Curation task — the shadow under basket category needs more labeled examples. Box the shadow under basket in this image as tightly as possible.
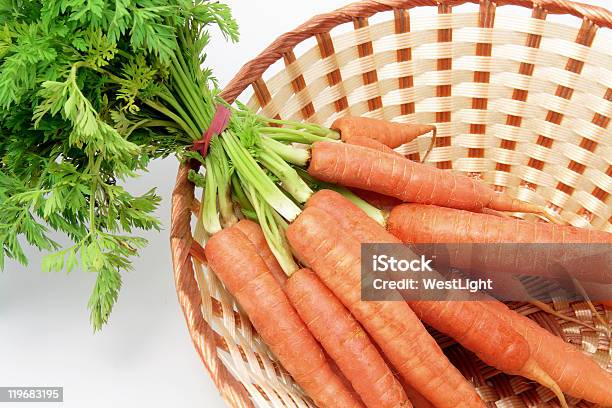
[170,1,612,407]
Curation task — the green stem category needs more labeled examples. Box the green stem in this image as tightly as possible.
[333,186,387,226]
[88,155,103,235]
[296,168,386,225]
[168,63,209,131]
[221,131,301,222]
[260,136,310,166]
[242,183,298,276]
[144,100,199,140]
[231,173,254,213]
[257,149,312,204]
[201,156,222,235]
[240,208,258,221]
[209,144,237,229]
[263,133,313,144]
[125,120,181,137]
[259,127,333,144]
[155,87,202,139]
[172,52,213,125]
[258,117,340,139]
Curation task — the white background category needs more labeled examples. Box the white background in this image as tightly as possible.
[0,1,609,407]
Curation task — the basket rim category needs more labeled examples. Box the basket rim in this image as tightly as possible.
[219,0,612,104]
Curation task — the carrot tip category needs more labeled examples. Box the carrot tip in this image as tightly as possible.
[487,194,545,215]
[523,359,568,408]
[528,300,599,332]
[518,202,546,215]
[540,209,566,225]
[571,278,612,335]
[420,127,436,163]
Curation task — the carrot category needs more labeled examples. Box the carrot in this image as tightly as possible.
[308,141,541,213]
[306,190,568,406]
[204,224,364,408]
[387,204,612,284]
[386,204,612,404]
[350,188,403,211]
[234,219,287,286]
[480,300,612,405]
[373,343,436,408]
[368,341,437,408]
[332,116,434,149]
[343,127,437,164]
[327,357,365,405]
[344,134,402,155]
[401,381,436,408]
[287,207,486,408]
[236,220,407,407]
[342,137,405,210]
[285,268,412,408]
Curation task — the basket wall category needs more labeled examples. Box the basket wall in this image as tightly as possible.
[170,1,612,407]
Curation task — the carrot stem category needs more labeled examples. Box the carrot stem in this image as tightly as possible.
[209,138,237,228]
[242,182,298,276]
[260,127,334,144]
[257,148,313,203]
[260,117,340,139]
[202,155,222,235]
[296,168,386,225]
[221,130,301,221]
[333,187,387,226]
[260,136,310,166]
[231,173,253,213]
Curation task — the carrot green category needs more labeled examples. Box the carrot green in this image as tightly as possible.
[0,0,238,330]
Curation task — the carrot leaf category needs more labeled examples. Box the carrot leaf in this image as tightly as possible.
[0,0,238,330]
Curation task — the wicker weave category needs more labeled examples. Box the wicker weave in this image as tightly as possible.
[170,1,612,407]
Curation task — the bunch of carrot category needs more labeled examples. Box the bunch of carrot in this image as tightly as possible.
[199,114,612,408]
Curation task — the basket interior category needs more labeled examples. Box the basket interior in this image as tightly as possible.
[241,2,611,231]
[180,2,612,407]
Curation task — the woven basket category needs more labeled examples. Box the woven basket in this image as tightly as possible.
[170,1,612,407]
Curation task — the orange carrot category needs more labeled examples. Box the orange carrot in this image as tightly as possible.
[350,188,403,211]
[205,224,364,408]
[234,219,287,286]
[332,116,434,148]
[388,204,612,245]
[285,268,411,408]
[327,358,365,405]
[308,141,541,213]
[306,190,568,405]
[401,382,436,408]
[344,135,402,155]
[374,344,436,408]
[287,207,486,408]
[305,190,396,244]
[481,300,612,406]
[387,204,612,284]
[386,204,612,404]
[236,220,405,407]
[369,342,437,408]
[341,137,404,210]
